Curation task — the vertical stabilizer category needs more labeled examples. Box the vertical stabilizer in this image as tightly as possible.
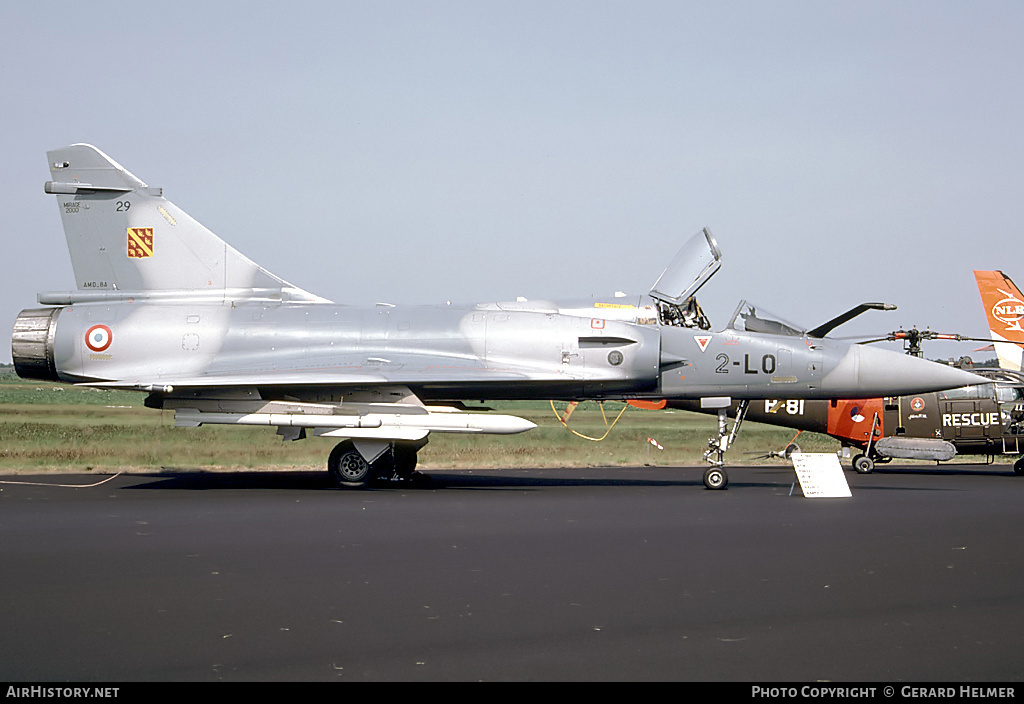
[44,144,328,302]
[974,270,1024,371]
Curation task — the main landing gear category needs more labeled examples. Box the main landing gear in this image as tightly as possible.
[852,453,876,474]
[327,439,428,488]
[851,412,885,473]
[701,399,750,490]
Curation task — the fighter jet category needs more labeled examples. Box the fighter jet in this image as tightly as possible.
[11,144,983,489]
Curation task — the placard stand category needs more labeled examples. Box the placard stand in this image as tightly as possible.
[790,453,852,498]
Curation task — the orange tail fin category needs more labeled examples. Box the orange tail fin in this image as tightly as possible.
[974,270,1024,371]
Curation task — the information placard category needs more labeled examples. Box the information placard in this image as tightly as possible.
[791,452,852,498]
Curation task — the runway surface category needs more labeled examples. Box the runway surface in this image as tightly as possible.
[1,462,1022,682]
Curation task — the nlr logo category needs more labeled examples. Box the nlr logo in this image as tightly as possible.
[993,293,1024,331]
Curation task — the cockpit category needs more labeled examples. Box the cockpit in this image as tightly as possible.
[646,228,897,339]
[648,228,720,330]
[655,296,711,329]
[727,301,806,337]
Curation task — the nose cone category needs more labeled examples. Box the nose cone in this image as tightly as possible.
[821,344,987,397]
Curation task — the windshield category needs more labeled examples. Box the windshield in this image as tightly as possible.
[728,301,806,336]
[940,383,994,401]
[997,385,1024,404]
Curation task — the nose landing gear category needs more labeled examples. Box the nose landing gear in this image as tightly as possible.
[701,399,749,490]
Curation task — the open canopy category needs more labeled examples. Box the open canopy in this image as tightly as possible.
[648,228,722,306]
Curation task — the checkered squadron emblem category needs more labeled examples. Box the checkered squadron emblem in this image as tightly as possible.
[127,227,154,258]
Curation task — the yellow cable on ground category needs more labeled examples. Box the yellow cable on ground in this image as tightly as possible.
[0,472,123,488]
[550,400,630,442]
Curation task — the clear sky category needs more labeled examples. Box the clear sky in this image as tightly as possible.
[2,1,1022,363]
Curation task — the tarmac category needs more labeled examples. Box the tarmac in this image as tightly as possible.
[1,462,1022,682]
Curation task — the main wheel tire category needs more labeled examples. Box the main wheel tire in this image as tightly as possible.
[328,441,378,488]
[703,466,728,490]
[853,454,875,474]
[1014,457,1024,476]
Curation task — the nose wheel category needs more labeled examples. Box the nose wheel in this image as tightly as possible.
[702,466,729,490]
[700,400,749,490]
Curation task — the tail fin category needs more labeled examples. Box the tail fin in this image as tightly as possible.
[42,144,328,303]
[974,270,1024,371]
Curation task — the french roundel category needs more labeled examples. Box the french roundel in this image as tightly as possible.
[85,324,113,352]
